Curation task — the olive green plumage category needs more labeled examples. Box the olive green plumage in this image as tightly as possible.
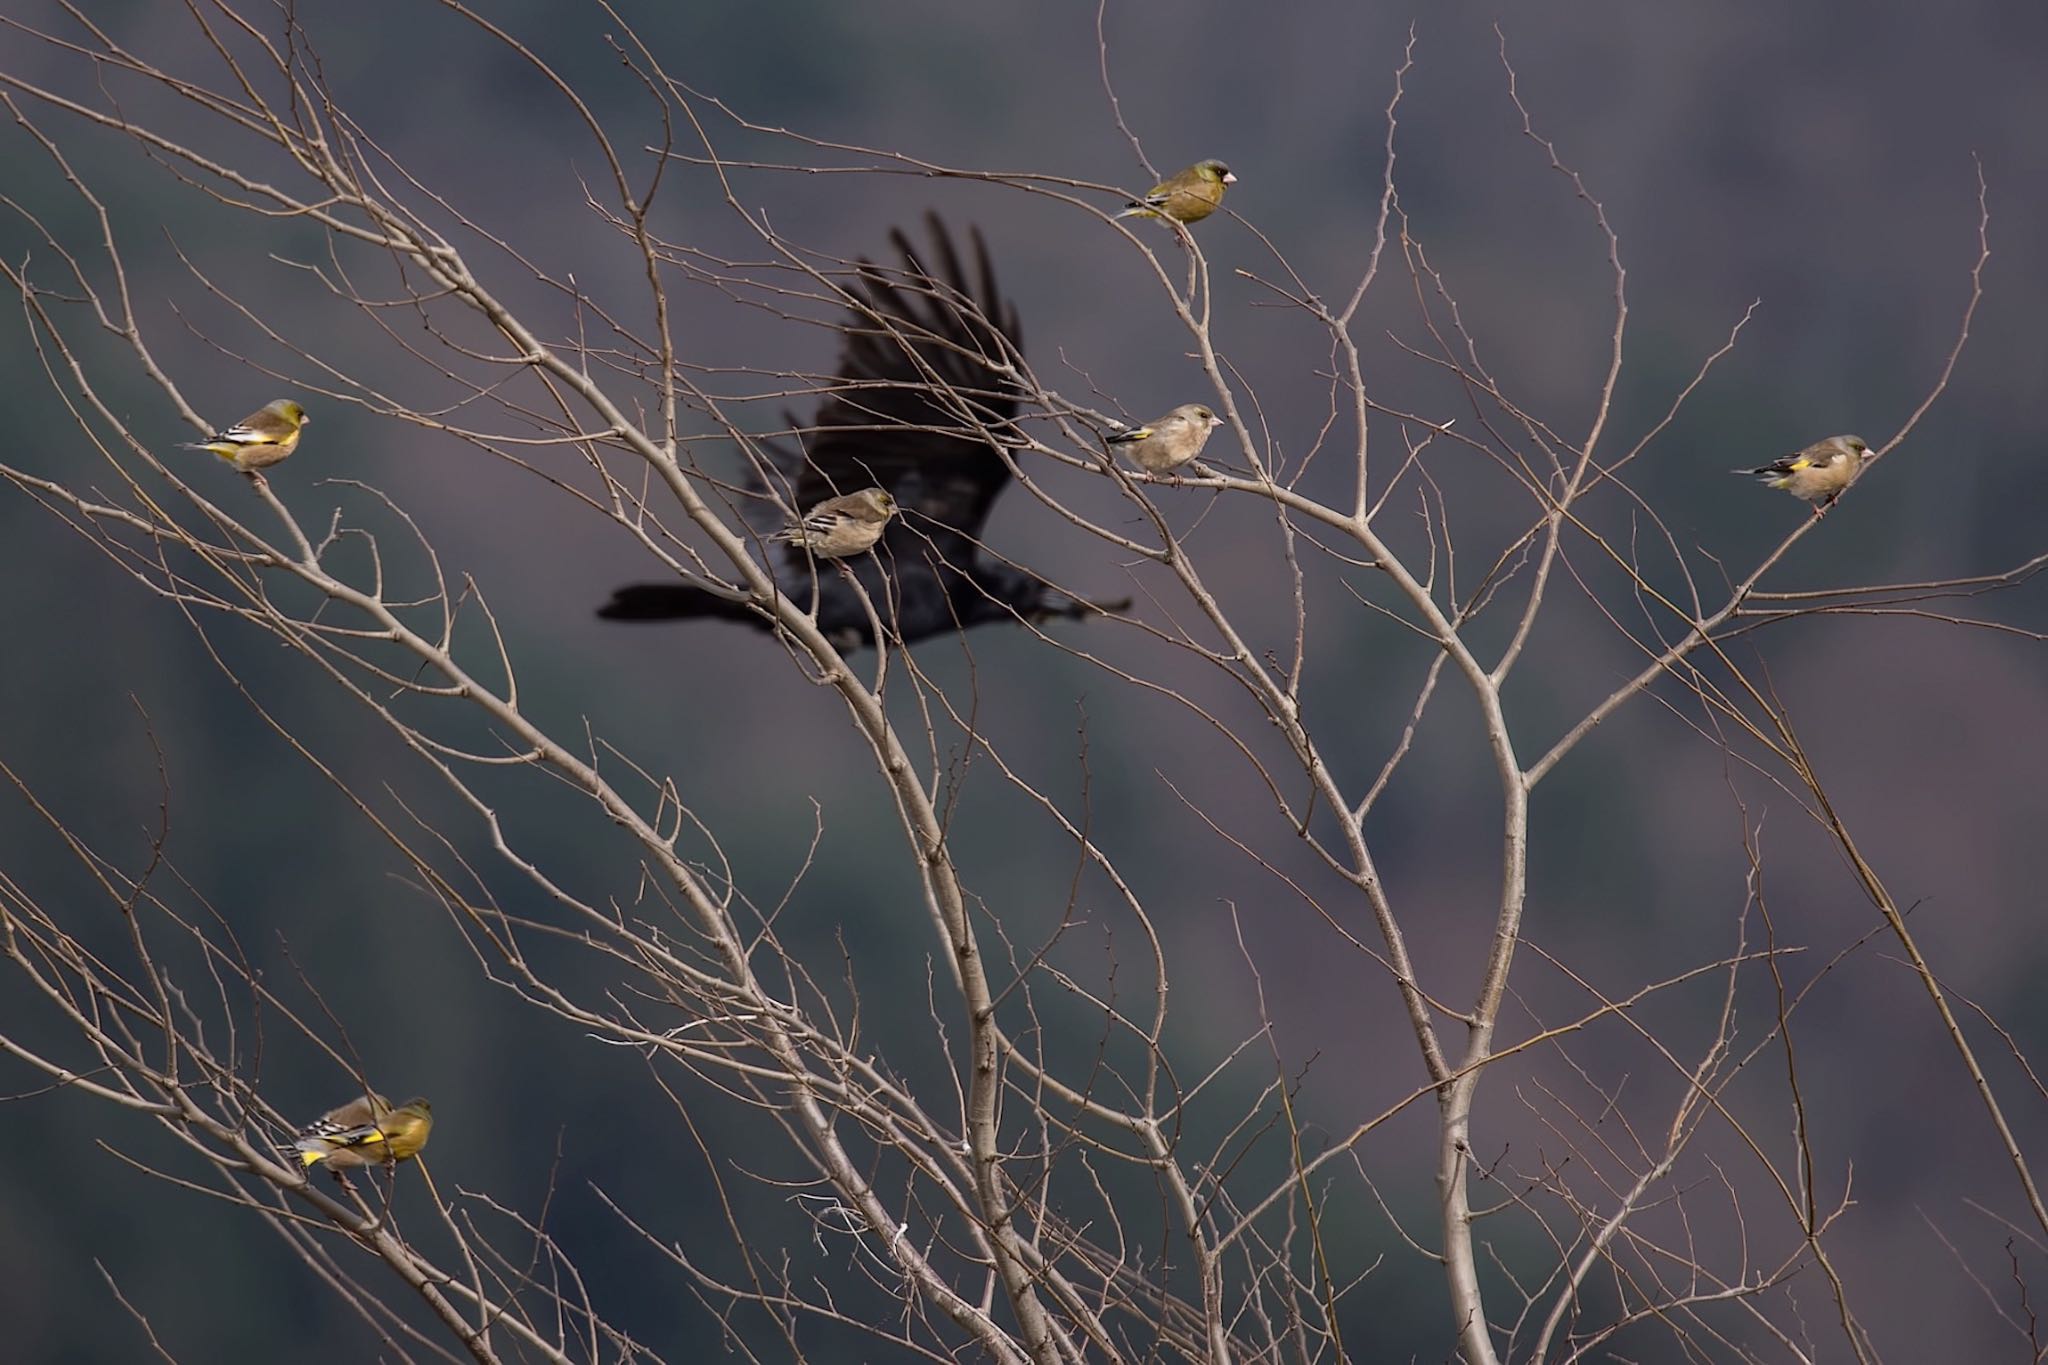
[181,398,309,472]
[769,487,899,558]
[1117,160,1236,225]
[1735,435,1872,509]
[1107,404,1224,473]
[294,1094,433,1170]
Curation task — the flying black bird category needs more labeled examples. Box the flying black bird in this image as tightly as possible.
[597,215,1121,648]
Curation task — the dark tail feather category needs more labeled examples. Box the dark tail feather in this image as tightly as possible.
[596,583,764,626]
[1034,592,1132,624]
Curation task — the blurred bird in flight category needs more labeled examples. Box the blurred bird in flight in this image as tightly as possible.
[598,215,1123,648]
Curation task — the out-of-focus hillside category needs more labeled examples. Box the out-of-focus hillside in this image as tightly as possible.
[2,2,2045,1360]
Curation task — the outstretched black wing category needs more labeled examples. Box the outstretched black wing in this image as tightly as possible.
[598,216,1113,646]
[791,215,1020,548]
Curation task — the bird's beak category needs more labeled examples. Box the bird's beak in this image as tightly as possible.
[1222,171,1238,184]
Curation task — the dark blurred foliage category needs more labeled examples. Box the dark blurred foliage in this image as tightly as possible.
[3,1,2047,1360]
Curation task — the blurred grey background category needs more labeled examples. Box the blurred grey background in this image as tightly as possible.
[3,1,2047,1360]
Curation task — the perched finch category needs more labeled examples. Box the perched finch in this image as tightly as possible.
[293,1094,433,1170]
[1116,160,1236,226]
[181,398,309,472]
[770,487,899,558]
[1107,404,1224,474]
[1735,435,1872,511]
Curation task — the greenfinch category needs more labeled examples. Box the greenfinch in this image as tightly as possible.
[181,398,308,472]
[294,1094,433,1170]
[1107,404,1224,473]
[769,487,898,558]
[1117,160,1236,226]
[1735,435,1872,511]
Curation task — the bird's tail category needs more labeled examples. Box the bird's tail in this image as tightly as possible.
[595,583,764,625]
[1032,591,1132,624]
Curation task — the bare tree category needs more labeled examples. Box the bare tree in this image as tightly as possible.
[1,6,2041,1363]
